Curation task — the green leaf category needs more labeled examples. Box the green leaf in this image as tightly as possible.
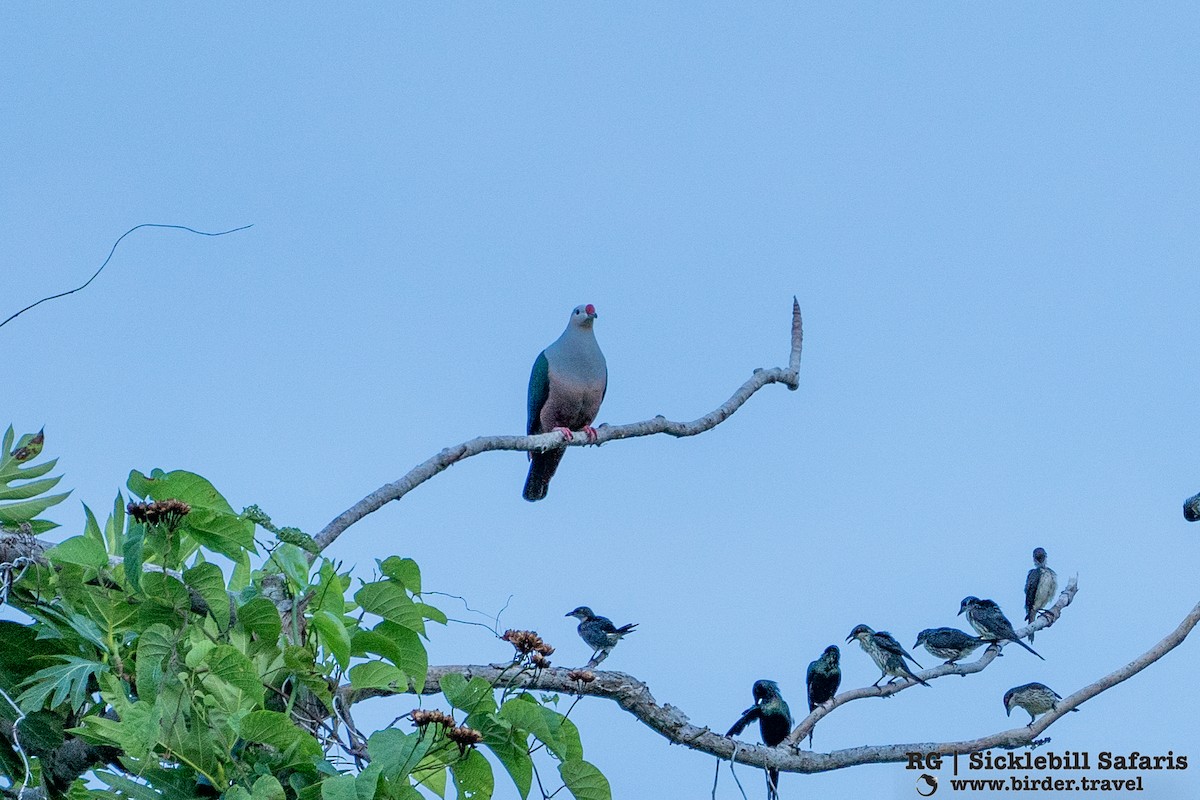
[127,469,255,559]
[354,582,425,636]
[440,675,496,716]
[44,535,108,569]
[16,709,66,755]
[417,603,448,626]
[237,711,324,766]
[269,543,311,590]
[185,562,231,629]
[251,775,286,800]
[237,598,282,644]
[141,572,191,612]
[135,624,176,700]
[17,656,108,712]
[320,775,357,800]
[499,698,561,758]
[122,522,145,593]
[450,749,493,800]
[352,623,426,690]
[472,713,531,799]
[0,474,62,501]
[347,662,406,691]
[541,707,583,762]
[0,492,71,524]
[310,610,352,670]
[558,760,611,800]
[366,729,433,782]
[378,557,421,595]
[204,645,264,706]
[96,771,168,800]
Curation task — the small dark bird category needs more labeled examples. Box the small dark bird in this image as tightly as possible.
[913,627,988,665]
[1003,682,1078,726]
[1024,547,1059,642]
[805,645,841,747]
[1184,491,1200,522]
[846,625,930,687]
[958,597,1044,659]
[565,606,636,667]
[725,679,793,800]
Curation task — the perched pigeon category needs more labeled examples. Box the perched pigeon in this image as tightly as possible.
[565,606,636,667]
[805,645,841,746]
[523,304,607,502]
[846,625,930,687]
[913,627,988,665]
[1004,682,1078,726]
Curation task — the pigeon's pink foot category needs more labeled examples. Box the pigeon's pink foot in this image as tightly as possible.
[582,426,599,443]
[552,426,574,441]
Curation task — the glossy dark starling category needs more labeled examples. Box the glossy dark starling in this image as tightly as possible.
[913,627,988,665]
[725,679,793,800]
[1003,682,1077,725]
[846,625,930,687]
[958,596,1043,659]
[1184,491,1200,522]
[1023,547,1058,642]
[565,606,637,667]
[805,645,841,746]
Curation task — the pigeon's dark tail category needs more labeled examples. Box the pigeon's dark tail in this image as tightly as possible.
[616,622,638,636]
[523,450,566,502]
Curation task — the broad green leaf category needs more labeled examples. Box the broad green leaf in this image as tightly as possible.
[417,603,448,626]
[135,624,176,700]
[366,729,432,783]
[352,623,426,690]
[185,562,231,629]
[269,543,311,590]
[378,557,421,595]
[413,756,448,798]
[127,469,255,559]
[82,503,105,548]
[0,620,65,692]
[320,776,357,800]
[310,610,352,670]
[251,775,286,800]
[224,787,252,800]
[96,771,167,800]
[499,698,561,758]
[183,507,256,560]
[540,707,583,762]
[204,645,264,706]
[354,582,425,635]
[237,597,282,644]
[16,709,65,755]
[472,713,531,799]
[440,675,496,716]
[558,760,611,800]
[44,535,107,569]
[348,662,406,691]
[450,749,493,800]
[141,572,191,612]
[237,711,324,766]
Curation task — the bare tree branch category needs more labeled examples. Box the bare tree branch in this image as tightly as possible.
[0,223,252,331]
[313,298,803,553]
[338,581,1192,773]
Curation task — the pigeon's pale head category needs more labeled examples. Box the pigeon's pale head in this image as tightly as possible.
[569,304,598,328]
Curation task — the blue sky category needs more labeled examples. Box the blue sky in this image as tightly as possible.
[3,4,1199,798]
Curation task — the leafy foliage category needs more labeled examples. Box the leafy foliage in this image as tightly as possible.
[0,428,609,800]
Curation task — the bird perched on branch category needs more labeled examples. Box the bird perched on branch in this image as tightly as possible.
[846,625,930,687]
[524,304,607,501]
[725,679,793,800]
[913,627,988,665]
[1024,547,1058,642]
[805,645,841,746]
[565,606,636,667]
[1184,491,1200,522]
[1003,682,1077,726]
[958,596,1044,659]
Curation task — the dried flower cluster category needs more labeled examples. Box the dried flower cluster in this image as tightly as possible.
[127,499,192,528]
[445,725,484,752]
[501,629,554,668]
[410,709,456,729]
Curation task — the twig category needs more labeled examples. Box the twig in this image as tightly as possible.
[0,223,252,331]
